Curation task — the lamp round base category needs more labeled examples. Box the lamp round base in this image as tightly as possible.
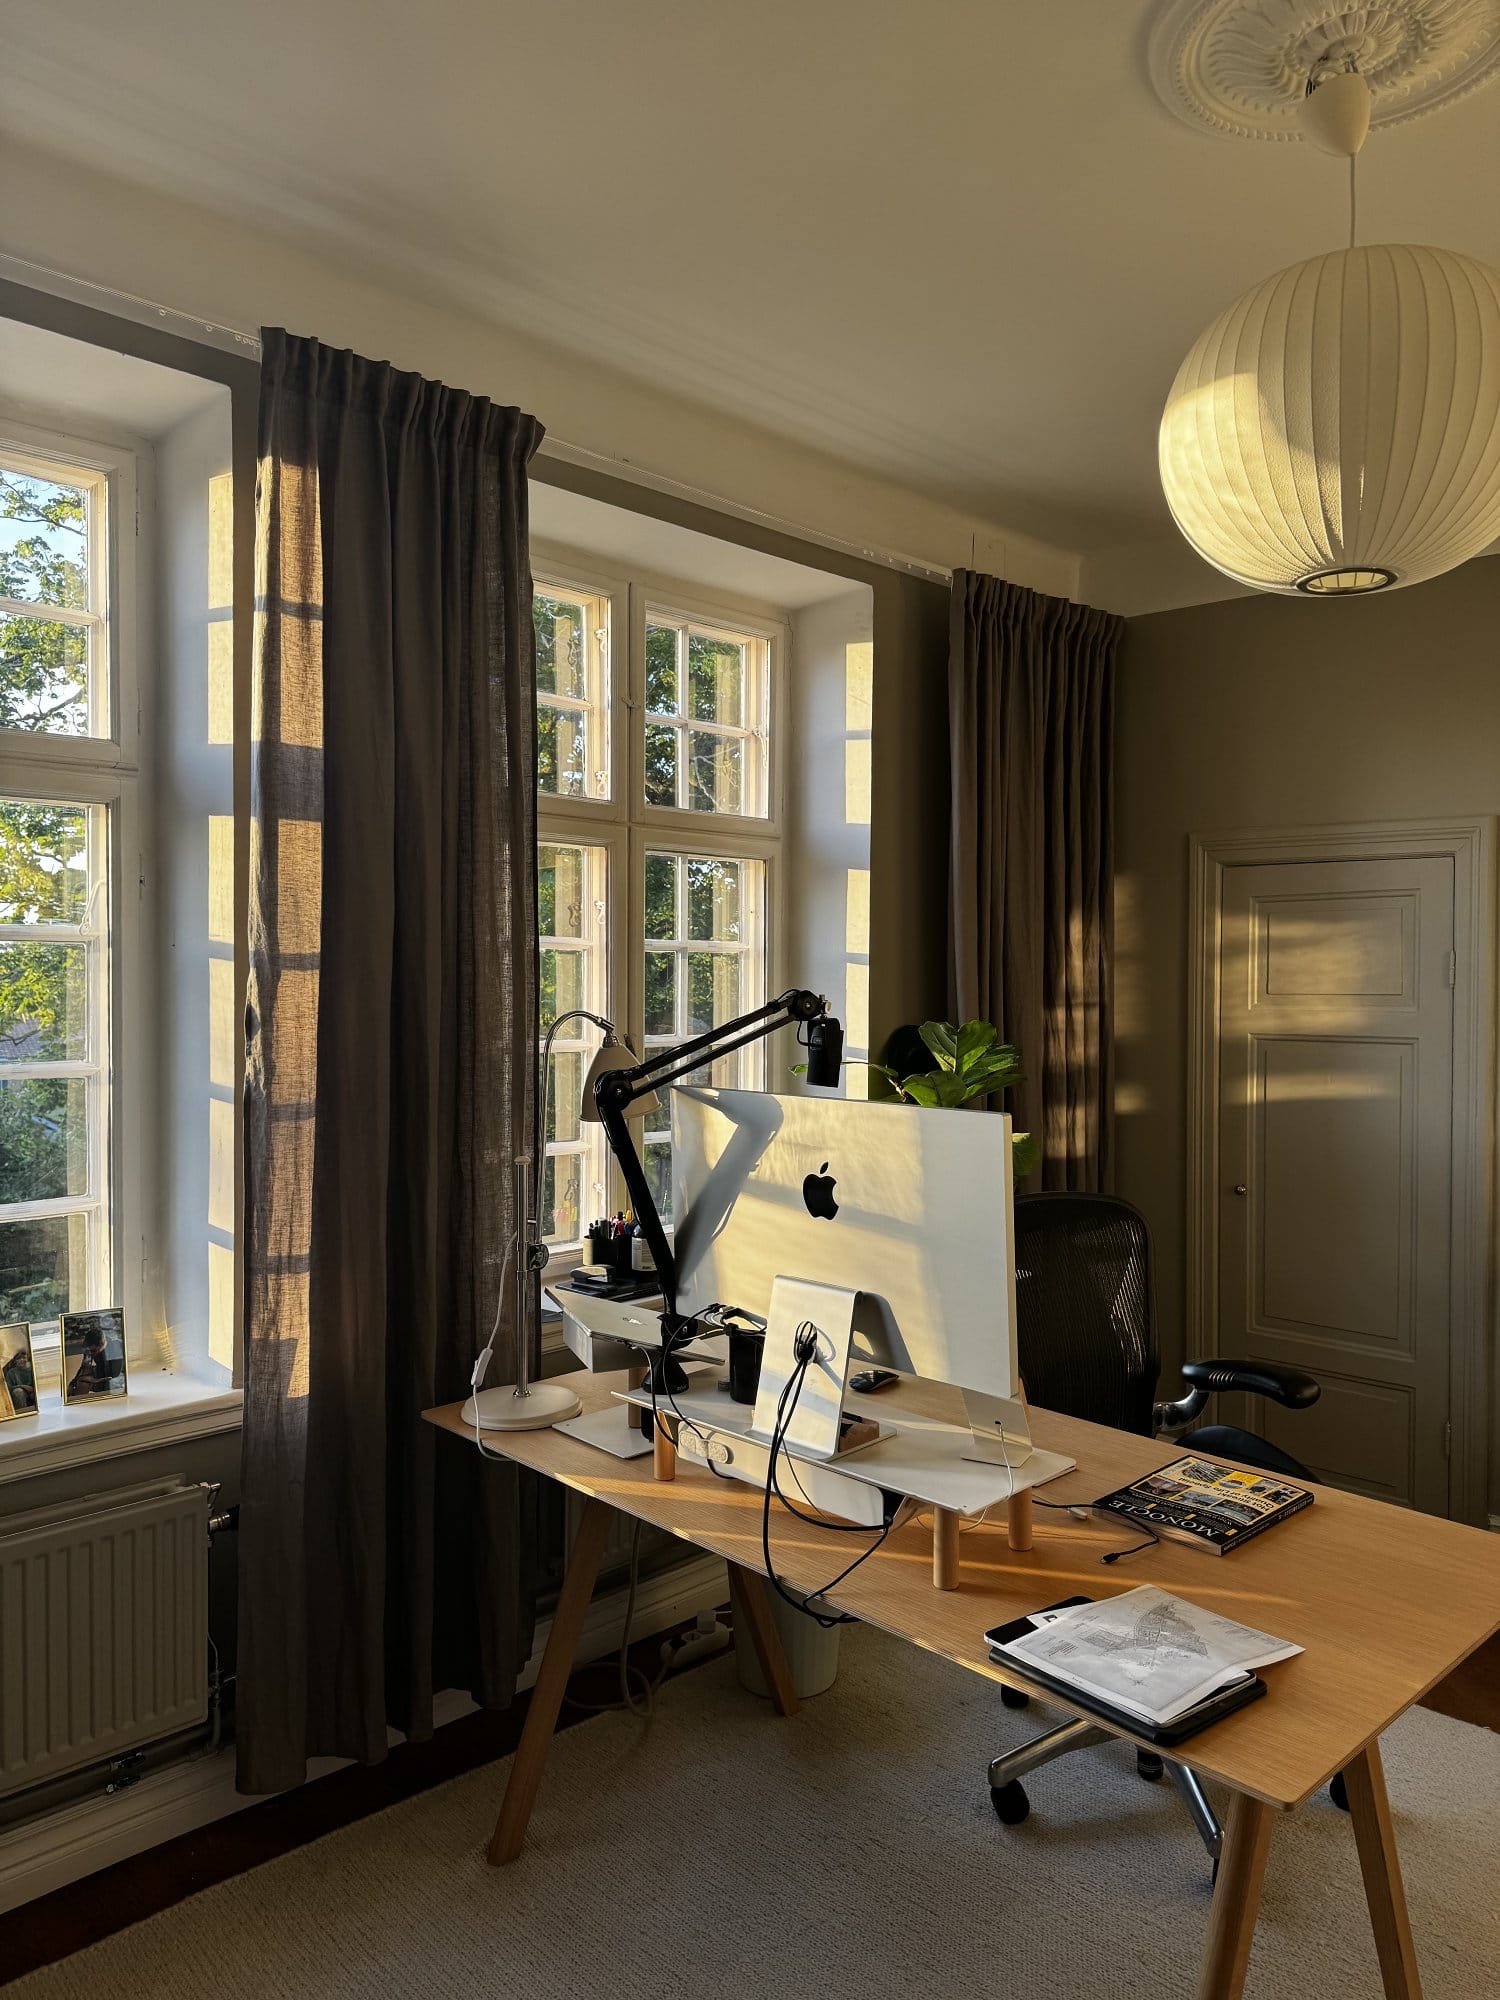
[462,1382,583,1431]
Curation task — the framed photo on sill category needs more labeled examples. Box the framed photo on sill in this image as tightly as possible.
[61,1308,128,1406]
[0,1322,39,1421]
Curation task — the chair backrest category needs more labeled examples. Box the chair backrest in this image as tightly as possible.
[1013,1193,1159,1436]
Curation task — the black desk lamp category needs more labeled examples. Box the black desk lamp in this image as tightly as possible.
[587,988,844,1392]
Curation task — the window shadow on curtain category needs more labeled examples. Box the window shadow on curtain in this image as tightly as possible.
[238,330,551,1794]
[948,571,1122,1192]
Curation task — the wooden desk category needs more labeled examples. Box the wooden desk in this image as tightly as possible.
[426,1372,1500,2000]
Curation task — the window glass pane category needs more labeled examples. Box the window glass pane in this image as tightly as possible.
[546,1051,583,1145]
[686,857,741,942]
[534,584,609,802]
[536,839,608,1250]
[540,946,585,1023]
[645,624,678,714]
[642,1138,673,1227]
[0,802,89,925]
[540,1152,584,1248]
[687,633,744,725]
[0,1212,88,1328]
[687,730,743,815]
[533,593,586,701]
[0,1077,88,1201]
[644,951,675,1038]
[538,703,591,800]
[644,723,678,807]
[0,469,89,611]
[0,942,87,1061]
[644,852,677,940]
[687,950,740,1037]
[539,843,588,941]
[0,611,90,736]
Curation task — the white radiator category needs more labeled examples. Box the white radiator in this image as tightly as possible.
[0,1479,210,1798]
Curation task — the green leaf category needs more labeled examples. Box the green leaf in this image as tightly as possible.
[899,1075,941,1106]
[918,1020,958,1070]
[955,1020,996,1070]
[1012,1131,1041,1180]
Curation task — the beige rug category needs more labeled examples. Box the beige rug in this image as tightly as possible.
[9,1625,1497,1999]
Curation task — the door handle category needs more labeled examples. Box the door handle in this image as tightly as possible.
[1232,1184,1248,1197]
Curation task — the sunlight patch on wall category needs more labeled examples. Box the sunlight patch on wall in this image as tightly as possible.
[207,470,234,746]
[208,815,234,946]
[208,1240,235,1375]
[844,640,872,827]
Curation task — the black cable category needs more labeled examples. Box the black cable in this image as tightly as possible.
[1031,1496,1162,1564]
[652,1303,736,1482]
[759,1337,896,1628]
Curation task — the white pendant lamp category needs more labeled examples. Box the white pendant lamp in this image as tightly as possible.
[1159,61,1500,597]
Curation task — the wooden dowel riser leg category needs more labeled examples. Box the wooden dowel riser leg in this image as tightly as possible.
[933,1507,961,1590]
[1344,1742,1423,2000]
[653,1421,677,1480]
[1007,1487,1033,1552]
[487,1496,613,1867]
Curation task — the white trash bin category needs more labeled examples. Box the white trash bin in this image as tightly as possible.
[734,1581,841,1699]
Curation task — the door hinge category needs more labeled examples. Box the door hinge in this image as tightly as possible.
[1445,950,1457,987]
[1443,1420,1453,1459]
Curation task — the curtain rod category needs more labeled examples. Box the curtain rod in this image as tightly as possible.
[0,250,958,589]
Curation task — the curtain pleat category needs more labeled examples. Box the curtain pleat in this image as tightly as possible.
[948,571,1121,1191]
[238,330,549,1794]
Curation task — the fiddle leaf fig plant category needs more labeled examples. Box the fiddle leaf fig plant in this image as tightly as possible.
[845,1019,1041,1180]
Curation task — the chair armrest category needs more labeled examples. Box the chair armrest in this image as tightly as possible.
[1180,1357,1321,1410]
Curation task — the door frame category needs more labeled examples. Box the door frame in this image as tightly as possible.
[1186,817,1496,1526]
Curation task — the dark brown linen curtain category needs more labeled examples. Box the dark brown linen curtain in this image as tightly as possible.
[949,571,1122,1191]
[238,330,547,1794]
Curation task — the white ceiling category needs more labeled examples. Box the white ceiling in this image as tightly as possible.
[532,484,858,612]
[0,315,226,441]
[4,0,1498,574]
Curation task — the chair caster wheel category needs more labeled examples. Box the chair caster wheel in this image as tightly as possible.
[1330,1772,1350,1812]
[1000,1685,1030,1710]
[1135,1749,1165,1782]
[990,1780,1031,1826]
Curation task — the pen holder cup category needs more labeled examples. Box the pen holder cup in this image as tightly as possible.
[727,1326,765,1405]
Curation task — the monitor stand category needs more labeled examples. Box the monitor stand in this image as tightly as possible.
[959,1386,1040,1469]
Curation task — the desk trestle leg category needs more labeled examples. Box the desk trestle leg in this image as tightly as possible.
[1344,1740,1423,1999]
[1196,1790,1275,2000]
[727,1563,800,1716]
[486,1495,613,1867]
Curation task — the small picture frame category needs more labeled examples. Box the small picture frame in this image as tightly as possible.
[61,1308,128,1405]
[0,1322,39,1421]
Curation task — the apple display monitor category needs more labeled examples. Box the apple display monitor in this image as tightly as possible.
[671,1087,1019,1406]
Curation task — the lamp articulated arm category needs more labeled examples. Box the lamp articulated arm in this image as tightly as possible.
[592,987,842,1341]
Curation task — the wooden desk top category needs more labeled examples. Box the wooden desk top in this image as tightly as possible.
[426,1371,1500,1811]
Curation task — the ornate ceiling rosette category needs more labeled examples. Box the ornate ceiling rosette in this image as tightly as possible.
[1148,0,1500,139]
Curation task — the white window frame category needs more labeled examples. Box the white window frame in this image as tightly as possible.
[532,543,787,1275]
[0,416,146,1378]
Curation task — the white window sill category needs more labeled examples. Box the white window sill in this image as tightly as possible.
[0,1366,242,1487]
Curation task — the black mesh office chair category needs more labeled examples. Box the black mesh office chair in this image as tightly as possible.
[986,1192,1323,1874]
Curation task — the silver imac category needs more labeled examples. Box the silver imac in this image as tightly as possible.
[671,1087,1020,1406]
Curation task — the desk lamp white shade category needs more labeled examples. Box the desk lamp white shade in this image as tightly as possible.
[580,1036,661,1120]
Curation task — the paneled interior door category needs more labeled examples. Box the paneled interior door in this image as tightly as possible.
[1217,856,1455,1511]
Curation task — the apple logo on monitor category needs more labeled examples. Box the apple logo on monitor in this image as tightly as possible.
[802,1162,839,1220]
